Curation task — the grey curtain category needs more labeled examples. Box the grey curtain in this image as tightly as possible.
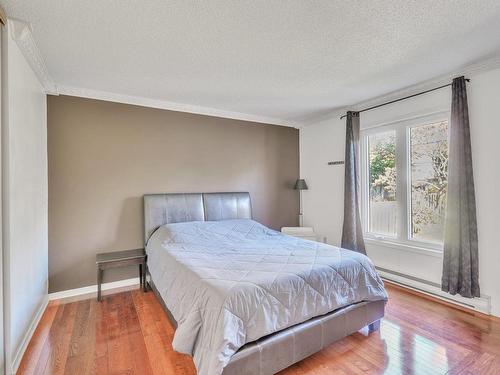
[441,76,480,298]
[341,111,366,254]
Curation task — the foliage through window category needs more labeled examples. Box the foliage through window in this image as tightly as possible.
[410,122,448,243]
[362,117,449,248]
[368,131,397,236]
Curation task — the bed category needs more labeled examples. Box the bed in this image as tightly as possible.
[144,192,387,375]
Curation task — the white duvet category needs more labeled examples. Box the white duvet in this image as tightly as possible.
[147,219,387,375]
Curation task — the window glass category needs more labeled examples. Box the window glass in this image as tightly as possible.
[410,121,448,243]
[368,130,397,236]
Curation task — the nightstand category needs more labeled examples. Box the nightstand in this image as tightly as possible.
[281,227,317,241]
[96,248,147,301]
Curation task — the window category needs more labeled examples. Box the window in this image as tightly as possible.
[361,114,449,250]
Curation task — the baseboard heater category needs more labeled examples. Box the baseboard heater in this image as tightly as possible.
[376,267,491,315]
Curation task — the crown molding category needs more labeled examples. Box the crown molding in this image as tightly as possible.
[296,108,347,129]
[7,18,57,94]
[10,13,499,130]
[5,18,299,127]
[55,85,300,128]
[300,53,500,128]
[350,54,500,113]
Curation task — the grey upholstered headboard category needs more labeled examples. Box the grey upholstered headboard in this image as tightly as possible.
[143,192,252,244]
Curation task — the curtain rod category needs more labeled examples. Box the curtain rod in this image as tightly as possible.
[339,78,470,120]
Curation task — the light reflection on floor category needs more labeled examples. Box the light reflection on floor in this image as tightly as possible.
[379,319,449,375]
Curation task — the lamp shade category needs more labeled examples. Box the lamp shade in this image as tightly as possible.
[294,179,308,190]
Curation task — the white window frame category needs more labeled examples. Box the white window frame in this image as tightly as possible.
[360,111,450,252]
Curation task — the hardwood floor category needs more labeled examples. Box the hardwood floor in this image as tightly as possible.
[17,284,500,375]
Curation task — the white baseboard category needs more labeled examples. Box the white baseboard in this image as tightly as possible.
[48,277,140,301]
[11,295,49,375]
[378,269,491,315]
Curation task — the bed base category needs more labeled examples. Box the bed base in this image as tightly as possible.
[147,276,385,375]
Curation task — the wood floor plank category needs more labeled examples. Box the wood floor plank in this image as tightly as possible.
[16,304,59,375]
[31,304,67,375]
[17,285,500,375]
[42,303,78,375]
[131,289,185,374]
[94,296,109,375]
[125,292,155,375]
[63,299,95,375]
[104,293,135,374]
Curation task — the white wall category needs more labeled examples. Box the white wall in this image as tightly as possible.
[0,23,4,375]
[300,66,500,317]
[3,22,48,372]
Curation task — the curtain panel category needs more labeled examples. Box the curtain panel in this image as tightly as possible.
[341,111,366,254]
[441,76,480,298]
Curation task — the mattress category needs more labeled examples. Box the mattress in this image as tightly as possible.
[147,219,388,375]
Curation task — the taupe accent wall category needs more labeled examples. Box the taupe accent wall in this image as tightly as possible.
[48,95,299,292]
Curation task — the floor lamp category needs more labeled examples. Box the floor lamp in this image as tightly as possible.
[294,179,308,227]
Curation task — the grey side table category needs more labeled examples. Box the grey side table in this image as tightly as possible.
[95,248,147,301]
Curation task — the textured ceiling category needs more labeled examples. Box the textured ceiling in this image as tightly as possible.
[3,1,500,124]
